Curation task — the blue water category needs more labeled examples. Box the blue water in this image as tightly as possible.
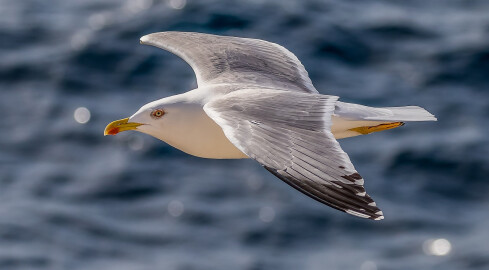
[1,0,489,269]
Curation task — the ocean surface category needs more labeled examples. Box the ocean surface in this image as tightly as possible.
[1,0,489,269]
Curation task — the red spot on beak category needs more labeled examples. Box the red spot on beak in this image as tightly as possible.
[106,127,120,135]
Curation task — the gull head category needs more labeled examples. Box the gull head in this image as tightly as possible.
[104,96,191,138]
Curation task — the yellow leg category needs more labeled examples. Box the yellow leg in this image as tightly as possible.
[349,122,405,135]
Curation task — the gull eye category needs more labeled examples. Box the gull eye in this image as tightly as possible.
[151,109,165,118]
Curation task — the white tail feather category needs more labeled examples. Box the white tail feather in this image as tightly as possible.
[334,102,437,122]
[366,106,437,122]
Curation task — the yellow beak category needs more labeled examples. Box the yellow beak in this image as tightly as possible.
[104,118,144,136]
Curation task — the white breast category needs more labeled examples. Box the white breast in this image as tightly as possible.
[152,104,249,159]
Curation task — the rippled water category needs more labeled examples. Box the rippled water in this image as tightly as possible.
[1,0,489,269]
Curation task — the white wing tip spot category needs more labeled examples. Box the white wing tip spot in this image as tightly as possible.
[355,179,365,185]
[356,191,366,197]
[140,35,151,44]
[368,202,377,206]
[374,216,385,221]
[375,211,384,216]
[346,210,370,219]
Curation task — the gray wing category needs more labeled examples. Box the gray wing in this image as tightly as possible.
[140,32,318,93]
[204,89,384,220]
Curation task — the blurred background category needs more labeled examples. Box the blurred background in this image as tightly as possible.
[1,0,489,269]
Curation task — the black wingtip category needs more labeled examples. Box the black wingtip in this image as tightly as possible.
[263,165,385,221]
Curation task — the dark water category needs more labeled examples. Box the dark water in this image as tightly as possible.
[1,0,489,269]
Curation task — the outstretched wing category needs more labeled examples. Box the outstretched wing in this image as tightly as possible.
[140,32,318,93]
[204,89,384,220]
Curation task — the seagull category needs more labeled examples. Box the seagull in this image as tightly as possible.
[104,32,436,220]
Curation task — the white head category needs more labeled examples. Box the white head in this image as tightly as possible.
[104,93,200,142]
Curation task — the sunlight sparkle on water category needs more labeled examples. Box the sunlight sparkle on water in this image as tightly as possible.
[74,107,91,124]
[423,238,452,256]
[360,261,377,270]
[124,0,153,14]
[70,31,91,50]
[259,206,275,223]
[168,0,186,9]
[168,200,185,217]
[88,13,109,30]
[128,135,144,151]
